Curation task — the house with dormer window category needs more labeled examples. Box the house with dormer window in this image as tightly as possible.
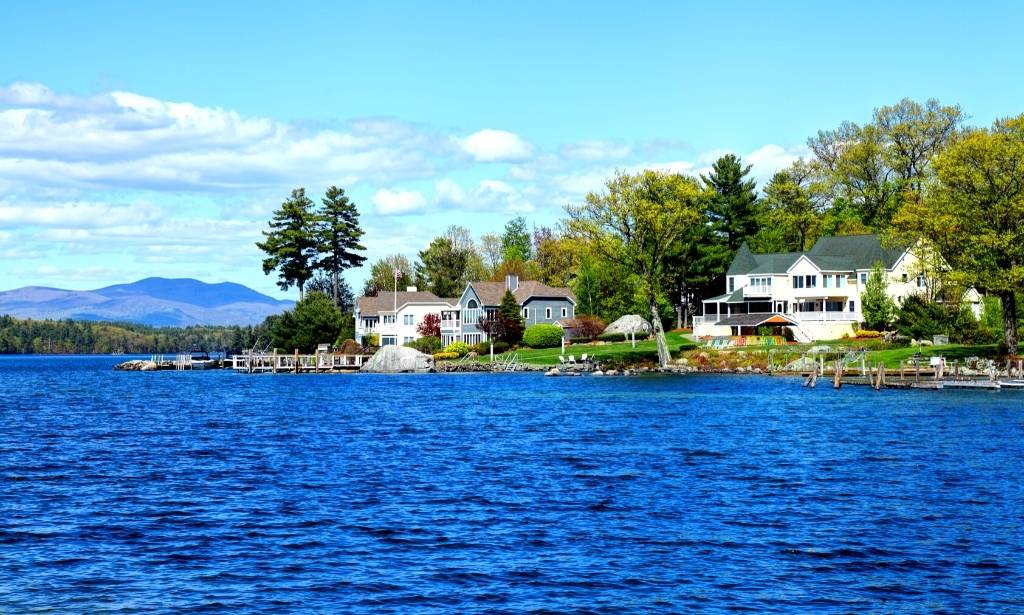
[694,234,981,342]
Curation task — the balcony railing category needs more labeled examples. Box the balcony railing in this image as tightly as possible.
[792,311,861,322]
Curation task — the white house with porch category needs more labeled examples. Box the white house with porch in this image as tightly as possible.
[354,289,456,347]
[694,234,975,342]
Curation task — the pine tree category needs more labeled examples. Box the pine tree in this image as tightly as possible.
[316,185,367,306]
[257,188,318,300]
[702,154,759,252]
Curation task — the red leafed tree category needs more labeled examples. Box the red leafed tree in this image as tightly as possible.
[417,313,441,337]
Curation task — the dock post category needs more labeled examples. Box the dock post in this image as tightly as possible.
[294,348,299,374]
[272,349,278,374]
[834,359,842,389]
[915,361,920,383]
[900,360,905,382]
[861,356,867,377]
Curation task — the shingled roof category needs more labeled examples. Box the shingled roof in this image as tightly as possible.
[356,291,454,316]
[469,280,577,306]
[727,234,906,275]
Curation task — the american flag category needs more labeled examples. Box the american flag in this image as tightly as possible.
[394,268,403,278]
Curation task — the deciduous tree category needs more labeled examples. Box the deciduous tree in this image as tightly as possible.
[566,170,705,366]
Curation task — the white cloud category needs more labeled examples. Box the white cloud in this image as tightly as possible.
[459,129,533,162]
[434,178,534,213]
[560,139,632,161]
[0,200,163,228]
[372,188,428,215]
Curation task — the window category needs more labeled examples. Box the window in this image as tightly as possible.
[522,307,529,318]
[383,314,395,324]
[728,277,735,293]
[859,272,868,285]
[467,299,478,308]
[901,273,908,283]
[545,307,552,319]
[805,275,817,288]
[403,314,413,325]
[404,336,414,344]
[381,336,396,346]
[849,300,856,313]
[916,274,927,288]
[836,275,846,288]
[750,276,771,294]
[823,274,832,288]
[792,276,804,289]
[561,307,568,318]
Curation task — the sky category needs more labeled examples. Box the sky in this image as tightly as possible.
[1,1,1022,299]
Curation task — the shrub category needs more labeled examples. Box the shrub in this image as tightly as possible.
[566,315,606,339]
[364,333,380,348]
[855,330,884,339]
[522,324,564,348]
[433,351,459,360]
[407,336,442,354]
[337,339,362,354]
[443,341,471,357]
[473,340,510,355]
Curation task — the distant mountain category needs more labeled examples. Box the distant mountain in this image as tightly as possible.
[0,277,294,327]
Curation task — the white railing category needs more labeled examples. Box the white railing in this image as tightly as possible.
[693,316,705,326]
[792,311,861,322]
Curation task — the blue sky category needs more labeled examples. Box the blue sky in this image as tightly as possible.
[1,1,1022,298]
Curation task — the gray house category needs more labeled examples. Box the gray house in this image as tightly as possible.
[441,275,577,346]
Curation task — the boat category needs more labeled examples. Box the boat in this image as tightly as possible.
[187,348,218,370]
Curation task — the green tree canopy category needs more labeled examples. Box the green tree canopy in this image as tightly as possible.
[256,188,319,299]
[270,291,346,353]
[416,236,470,298]
[702,154,759,252]
[566,170,706,366]
[315,185,366,306]
[894,114,1024,353]
[362,254,415,296]
[861,261,896,330]
[501,216,532,262]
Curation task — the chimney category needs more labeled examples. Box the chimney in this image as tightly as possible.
[406,285,417,292]
[506,274,519,292]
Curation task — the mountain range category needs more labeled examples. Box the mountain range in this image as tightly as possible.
[0,277,294,327]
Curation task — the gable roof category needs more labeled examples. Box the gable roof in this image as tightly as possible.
[727,242,802,275]
[806,234,905,270]
[468,280,576,306]
[356,291,453,316]
[727,234,907,276]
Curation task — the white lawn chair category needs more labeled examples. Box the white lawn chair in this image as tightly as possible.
[568,355,577,365]
[558,355,567,365]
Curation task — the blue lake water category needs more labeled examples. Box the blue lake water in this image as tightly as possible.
[1,355,1022,613]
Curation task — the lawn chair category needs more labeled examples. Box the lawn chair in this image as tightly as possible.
[581,353,589,365]
[568,355,577,365]
[558,355,567,366]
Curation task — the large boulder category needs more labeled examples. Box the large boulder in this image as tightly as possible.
[604,314,652,335]
[360,346,434,373]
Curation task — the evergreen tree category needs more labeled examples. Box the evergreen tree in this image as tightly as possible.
[270,291,346,352]
[702,154,759,252]
[257,188,318,300]
[862,261,895,330]
[316,186,367,306]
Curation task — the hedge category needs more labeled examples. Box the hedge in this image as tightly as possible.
[523,324,564,348]
[473,341,510,355]
[433,351,460,360]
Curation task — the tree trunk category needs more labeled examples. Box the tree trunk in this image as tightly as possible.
[1002,290,1018,355]
[650,299,670,368]
[298,282,305,302]
[332,269,340,307]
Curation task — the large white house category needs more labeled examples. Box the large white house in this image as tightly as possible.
[355,289,456,347]
[694,234,981,342]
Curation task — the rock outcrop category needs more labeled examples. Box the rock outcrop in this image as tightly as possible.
[604,314,652,335]
[114,360,158,371]
[360,346,435,373]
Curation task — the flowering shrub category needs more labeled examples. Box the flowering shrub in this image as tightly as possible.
[433,351,460,360]
[443,341,471,356]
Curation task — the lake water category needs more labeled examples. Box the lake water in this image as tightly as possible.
[1,355,1022,613]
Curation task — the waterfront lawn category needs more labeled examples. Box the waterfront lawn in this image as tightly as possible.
[489,331,697,366]
[865,344,998,368]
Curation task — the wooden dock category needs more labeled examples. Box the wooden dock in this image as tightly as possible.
[228,350,374,374]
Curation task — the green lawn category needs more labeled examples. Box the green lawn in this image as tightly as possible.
[865,344,998,368]
[480,331,697,366]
